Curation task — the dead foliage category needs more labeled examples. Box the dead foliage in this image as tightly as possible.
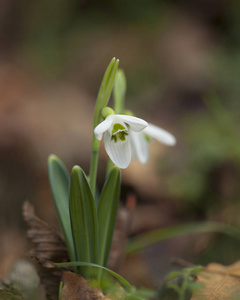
[61,271,113,300]
[192,260,240,300]
[22,201,68,262]
[22,201,70,300]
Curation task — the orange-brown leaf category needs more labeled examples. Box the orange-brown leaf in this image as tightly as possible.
[61,271,112,300]
[22,201,70,300]
[22,201,68,262]
[192,260,240,300]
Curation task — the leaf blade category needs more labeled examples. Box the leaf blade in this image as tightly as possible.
[98,167,121,267]
[126,221,240,254]
[48,154,75,261]
[69,166,99,277]
[56,261,132,290]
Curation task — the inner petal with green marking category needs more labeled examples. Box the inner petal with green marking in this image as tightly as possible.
[111,123,128,142]
[144,133,152,143]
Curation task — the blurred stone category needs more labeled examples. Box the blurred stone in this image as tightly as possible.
[6,258,41,300]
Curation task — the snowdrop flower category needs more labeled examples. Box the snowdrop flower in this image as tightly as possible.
[94,112,148,169]
[129,123,176,164]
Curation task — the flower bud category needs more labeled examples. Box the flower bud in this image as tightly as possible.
[101,107,115,119]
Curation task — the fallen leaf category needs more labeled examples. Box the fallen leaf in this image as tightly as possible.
[22,201,69,300]
[61,271,112,300]
[0,282,24,300]
[22,201,68,262]
[191,260,240,300]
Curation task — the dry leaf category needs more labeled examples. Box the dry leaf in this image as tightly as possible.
[22,201,68,262]
[191,260,240,300]
[61,271,112,300]
[0,282,24,300]
[22,201,69,300]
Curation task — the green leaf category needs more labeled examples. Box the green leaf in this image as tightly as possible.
[93,57,119,129]
[126,221,240,254]
[167,271,182,280]
[90,57,119,197]
[99,57,120,117]
[69,166,99,277]
[113,69,126,114]
[58,281,63,300]
[56,261,132,290]
[98,167,121,267]
[48,154,75,261]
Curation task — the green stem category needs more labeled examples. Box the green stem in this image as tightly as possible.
[58,282,63,300]
[106,159,114,176]
[89,58,119,196]
[89,138,100,196]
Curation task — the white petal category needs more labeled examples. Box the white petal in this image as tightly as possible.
[94,116,113,140]
[130,131,149,164]
[115,114,148,132]
[144,123,176,145]
[104,131,131,169]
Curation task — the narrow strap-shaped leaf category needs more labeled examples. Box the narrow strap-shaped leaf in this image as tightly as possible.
[126,221,240,254]
[56,261,132,290]
[90,58,119,197]
[93,57,120,128]
[69,166,99,277]
[48,154,75,261]
[98,167,121,267]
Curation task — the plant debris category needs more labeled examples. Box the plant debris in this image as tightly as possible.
[22,201,70,300]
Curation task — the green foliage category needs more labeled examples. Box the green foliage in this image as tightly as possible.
[158,266,203,300]
[48,155,75,261]
[69,166,99,278]
[126,221,240,254]
[89,58,119,196]
[56,261,132,290]
[123,289,155,300]
[113,69,127,114]
[93,57,119,128]
[48,59,122,284]
[98,167,121,267]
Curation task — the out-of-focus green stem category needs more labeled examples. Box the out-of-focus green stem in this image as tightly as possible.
[89,137,100,197]
[89,58,119,196]
[113,69,126,114]
[106,158,114,175]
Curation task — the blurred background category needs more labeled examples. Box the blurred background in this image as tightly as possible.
[1,0,240,293]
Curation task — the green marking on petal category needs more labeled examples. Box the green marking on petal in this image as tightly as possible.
[111,135,117,142]
[144,133,152,143]
[118,131,128,141]
[112,123,126,134]
[111,123,128,143]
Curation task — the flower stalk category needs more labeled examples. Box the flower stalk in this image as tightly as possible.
[89,58,119,196]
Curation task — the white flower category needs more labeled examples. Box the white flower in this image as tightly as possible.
[94,114,148,168]
[130,123,176,164]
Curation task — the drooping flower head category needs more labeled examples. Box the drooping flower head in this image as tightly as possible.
[94,110,148,169]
